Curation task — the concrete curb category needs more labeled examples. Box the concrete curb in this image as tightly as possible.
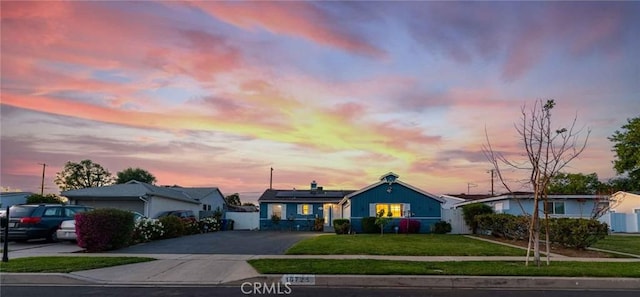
[232,275,640,290]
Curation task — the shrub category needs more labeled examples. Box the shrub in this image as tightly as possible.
[545,218,608,249]
[432,221,451,234]
[361,217,380,234]
[76,208,134,252]
[314,218,324,231]
[199,217,221,232]
[476,213,530,240]
[159,215,185,238]
[132,218,165,244]
[26,194,64,204]
[399,218,421,234]
[182,218,200,235]
[462,203,494,234]
[333,219,350,235]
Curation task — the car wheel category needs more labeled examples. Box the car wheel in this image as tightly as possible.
[47,230,58,242]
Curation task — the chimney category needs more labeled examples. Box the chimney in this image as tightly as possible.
[311,180,317,192]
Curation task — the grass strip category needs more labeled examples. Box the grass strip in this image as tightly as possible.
[0,256,155,273]
[286,234,526,256]
[592,236,640,256]
[248,259,640,278]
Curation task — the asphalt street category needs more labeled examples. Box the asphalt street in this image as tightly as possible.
[3,285,640,297]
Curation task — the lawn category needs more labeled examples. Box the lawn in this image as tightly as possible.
[248,259,640,278]
[592,235,640,256]
[0,256,155,273]
[286,234,526,256]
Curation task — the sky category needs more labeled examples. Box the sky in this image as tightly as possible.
[1,1,639,203]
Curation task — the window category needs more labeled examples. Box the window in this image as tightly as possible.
[375,204,402,217]
[43,207,62,217]
[494,202,504,213]
[272,204,282,218]
[545,201,565,215]
[302,204,311,215]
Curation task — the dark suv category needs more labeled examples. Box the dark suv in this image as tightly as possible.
[154,210,196,219]
[1,204,93,242]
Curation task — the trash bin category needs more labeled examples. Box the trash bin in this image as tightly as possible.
[221,219,228,231]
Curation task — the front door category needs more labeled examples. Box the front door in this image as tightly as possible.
[323,204,336,226]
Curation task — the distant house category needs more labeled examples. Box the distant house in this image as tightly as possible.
[609,191,640,233]
[0,192,34,208]
[439,195,469,209]
[62,180,226,219]
[454,193,607,219]
[339,173,444,234]
[258,181,355,231]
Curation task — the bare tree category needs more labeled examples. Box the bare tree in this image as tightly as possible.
[482,99,590,266]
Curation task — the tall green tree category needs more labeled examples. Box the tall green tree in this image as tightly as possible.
[609,117,640,190]
[547,172,602,195]
[54,160,114,191]
[116,167,157,184]
[225,193,241,206]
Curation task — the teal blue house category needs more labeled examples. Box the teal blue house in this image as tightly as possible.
[339,173,444,234]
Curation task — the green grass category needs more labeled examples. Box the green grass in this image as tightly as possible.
[0,256,155,273]
[286,234,526,256]
[592,235,640,256]
[248,259,640,278]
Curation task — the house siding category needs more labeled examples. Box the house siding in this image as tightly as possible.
[348,183,442,234]
[499,198,597,218]
[260,202,325,231]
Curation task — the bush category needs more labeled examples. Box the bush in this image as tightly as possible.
[361,217,380,234]
[399,219,421,234]
[199,217,221,232]
[159,215,185,238]
[314,218,324,231]
[462,203,494,234]
[476,214,530,240]
[432,221,451,234]
[26,194,64,204]
[132,218,165,244]
[76,208,134,252]
[545,218,608,249]
[182,218,200,235]
[333,219,350,235]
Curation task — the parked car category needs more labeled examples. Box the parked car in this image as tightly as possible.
[0,204,92,242]
[154,210,196,219]
[57,211,146,242]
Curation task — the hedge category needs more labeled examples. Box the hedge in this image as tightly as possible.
[76,208,134,252]
[462,203,494,234]
[398,218,421,234]
[159,215,185,238]
[432,221,452,234]
[361,217,380,233]
[333,219,350,235]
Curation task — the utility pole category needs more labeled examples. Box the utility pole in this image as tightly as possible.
[38,163,47,195]
[488,169,495,196]
[269,167,273,190]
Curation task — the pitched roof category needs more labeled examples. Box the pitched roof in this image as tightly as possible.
[258,189,356,203]
[167,186,223,201]
[61,181,202,204]
[340,178,444,205]
[454,193,610,208]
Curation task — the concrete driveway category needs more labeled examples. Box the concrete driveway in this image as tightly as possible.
[110,231,320,255]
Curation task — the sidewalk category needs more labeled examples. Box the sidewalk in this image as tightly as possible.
[2,242,640,289]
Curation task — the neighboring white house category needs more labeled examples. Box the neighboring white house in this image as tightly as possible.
[439,195,468,209]
[608,191,640,233]
[62,180,226,219]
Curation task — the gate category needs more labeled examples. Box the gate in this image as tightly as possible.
[441,208,471,234]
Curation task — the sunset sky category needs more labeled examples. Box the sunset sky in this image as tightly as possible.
[1,1,639,203]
